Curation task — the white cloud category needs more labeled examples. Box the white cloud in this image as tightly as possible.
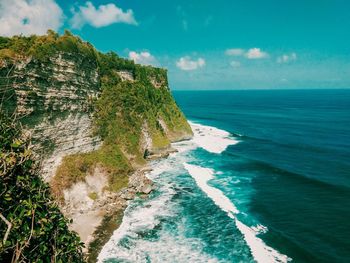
[225,48,245,56]
[129,51,157,66]
[230,61,241,68]
[277,53,297,63]
[225,48,268,59]
[176,56,205,71]
[0,0,63,36]
[71,1,137,29]
[245,48,268,59]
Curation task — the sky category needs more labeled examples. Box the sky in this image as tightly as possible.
[1,0,350,90]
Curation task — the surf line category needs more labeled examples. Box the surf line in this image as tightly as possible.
[188,121,239,154]
[183,163,291,263]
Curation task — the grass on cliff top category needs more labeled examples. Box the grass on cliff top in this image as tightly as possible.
[0,30,96,62]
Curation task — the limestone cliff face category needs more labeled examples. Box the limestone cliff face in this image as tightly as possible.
[0,52,101,180]
[0,46,192,181]
[1,52,99,115]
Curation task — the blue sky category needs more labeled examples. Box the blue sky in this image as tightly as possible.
[1,0,350,89]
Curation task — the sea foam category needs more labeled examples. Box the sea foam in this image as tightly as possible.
[189,121,239,154]
[97,177,176,262]
[184,163,290,263]
[98,154,217,263]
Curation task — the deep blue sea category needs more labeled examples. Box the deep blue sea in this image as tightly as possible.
[98,90,350,263]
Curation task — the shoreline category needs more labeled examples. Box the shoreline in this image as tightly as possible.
[85,167,154,262]
[94,121,290,263]
[82,146,183,262]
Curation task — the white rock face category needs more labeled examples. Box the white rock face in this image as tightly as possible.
[0,52,102,181]
[63,165,108,212]
[62,165,110,246]
[117,70,134,82]
[62,165,154,246]
[2,52,100,115]
[158,117,169,135]
[150,77,164,88]
[36,113,102,181]
[141,122,153,153]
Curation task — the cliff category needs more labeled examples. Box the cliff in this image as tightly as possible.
[0,31,192,261]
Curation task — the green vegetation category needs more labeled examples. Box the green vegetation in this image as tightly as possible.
[51,144,131,201]
[0,30,96,62]
[0,111,84,262]
[88,192,98,201]
[97,51,135,78]
[94,54,191,150]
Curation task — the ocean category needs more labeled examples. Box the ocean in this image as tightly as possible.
[98,89,350,263]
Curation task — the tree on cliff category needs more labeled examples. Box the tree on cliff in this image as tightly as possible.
[0,111,84,262]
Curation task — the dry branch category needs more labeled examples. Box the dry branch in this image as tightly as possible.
[0,212,12,244]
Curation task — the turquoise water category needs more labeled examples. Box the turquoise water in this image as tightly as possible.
[98,90,350,263]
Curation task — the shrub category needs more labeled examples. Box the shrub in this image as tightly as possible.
[0,111,84,262]
[0,30,97,62]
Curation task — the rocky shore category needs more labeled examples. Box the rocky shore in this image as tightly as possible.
[59,166,155,261]
[83,145,184,262]
[87,167,155,262]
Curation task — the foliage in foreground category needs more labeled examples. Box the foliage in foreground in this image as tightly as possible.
[0,111,84,262]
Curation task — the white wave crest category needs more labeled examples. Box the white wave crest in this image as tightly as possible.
[98,185,176,262]
[189,121,239,154]
[183,163,291,263]
[99,230,220,263]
